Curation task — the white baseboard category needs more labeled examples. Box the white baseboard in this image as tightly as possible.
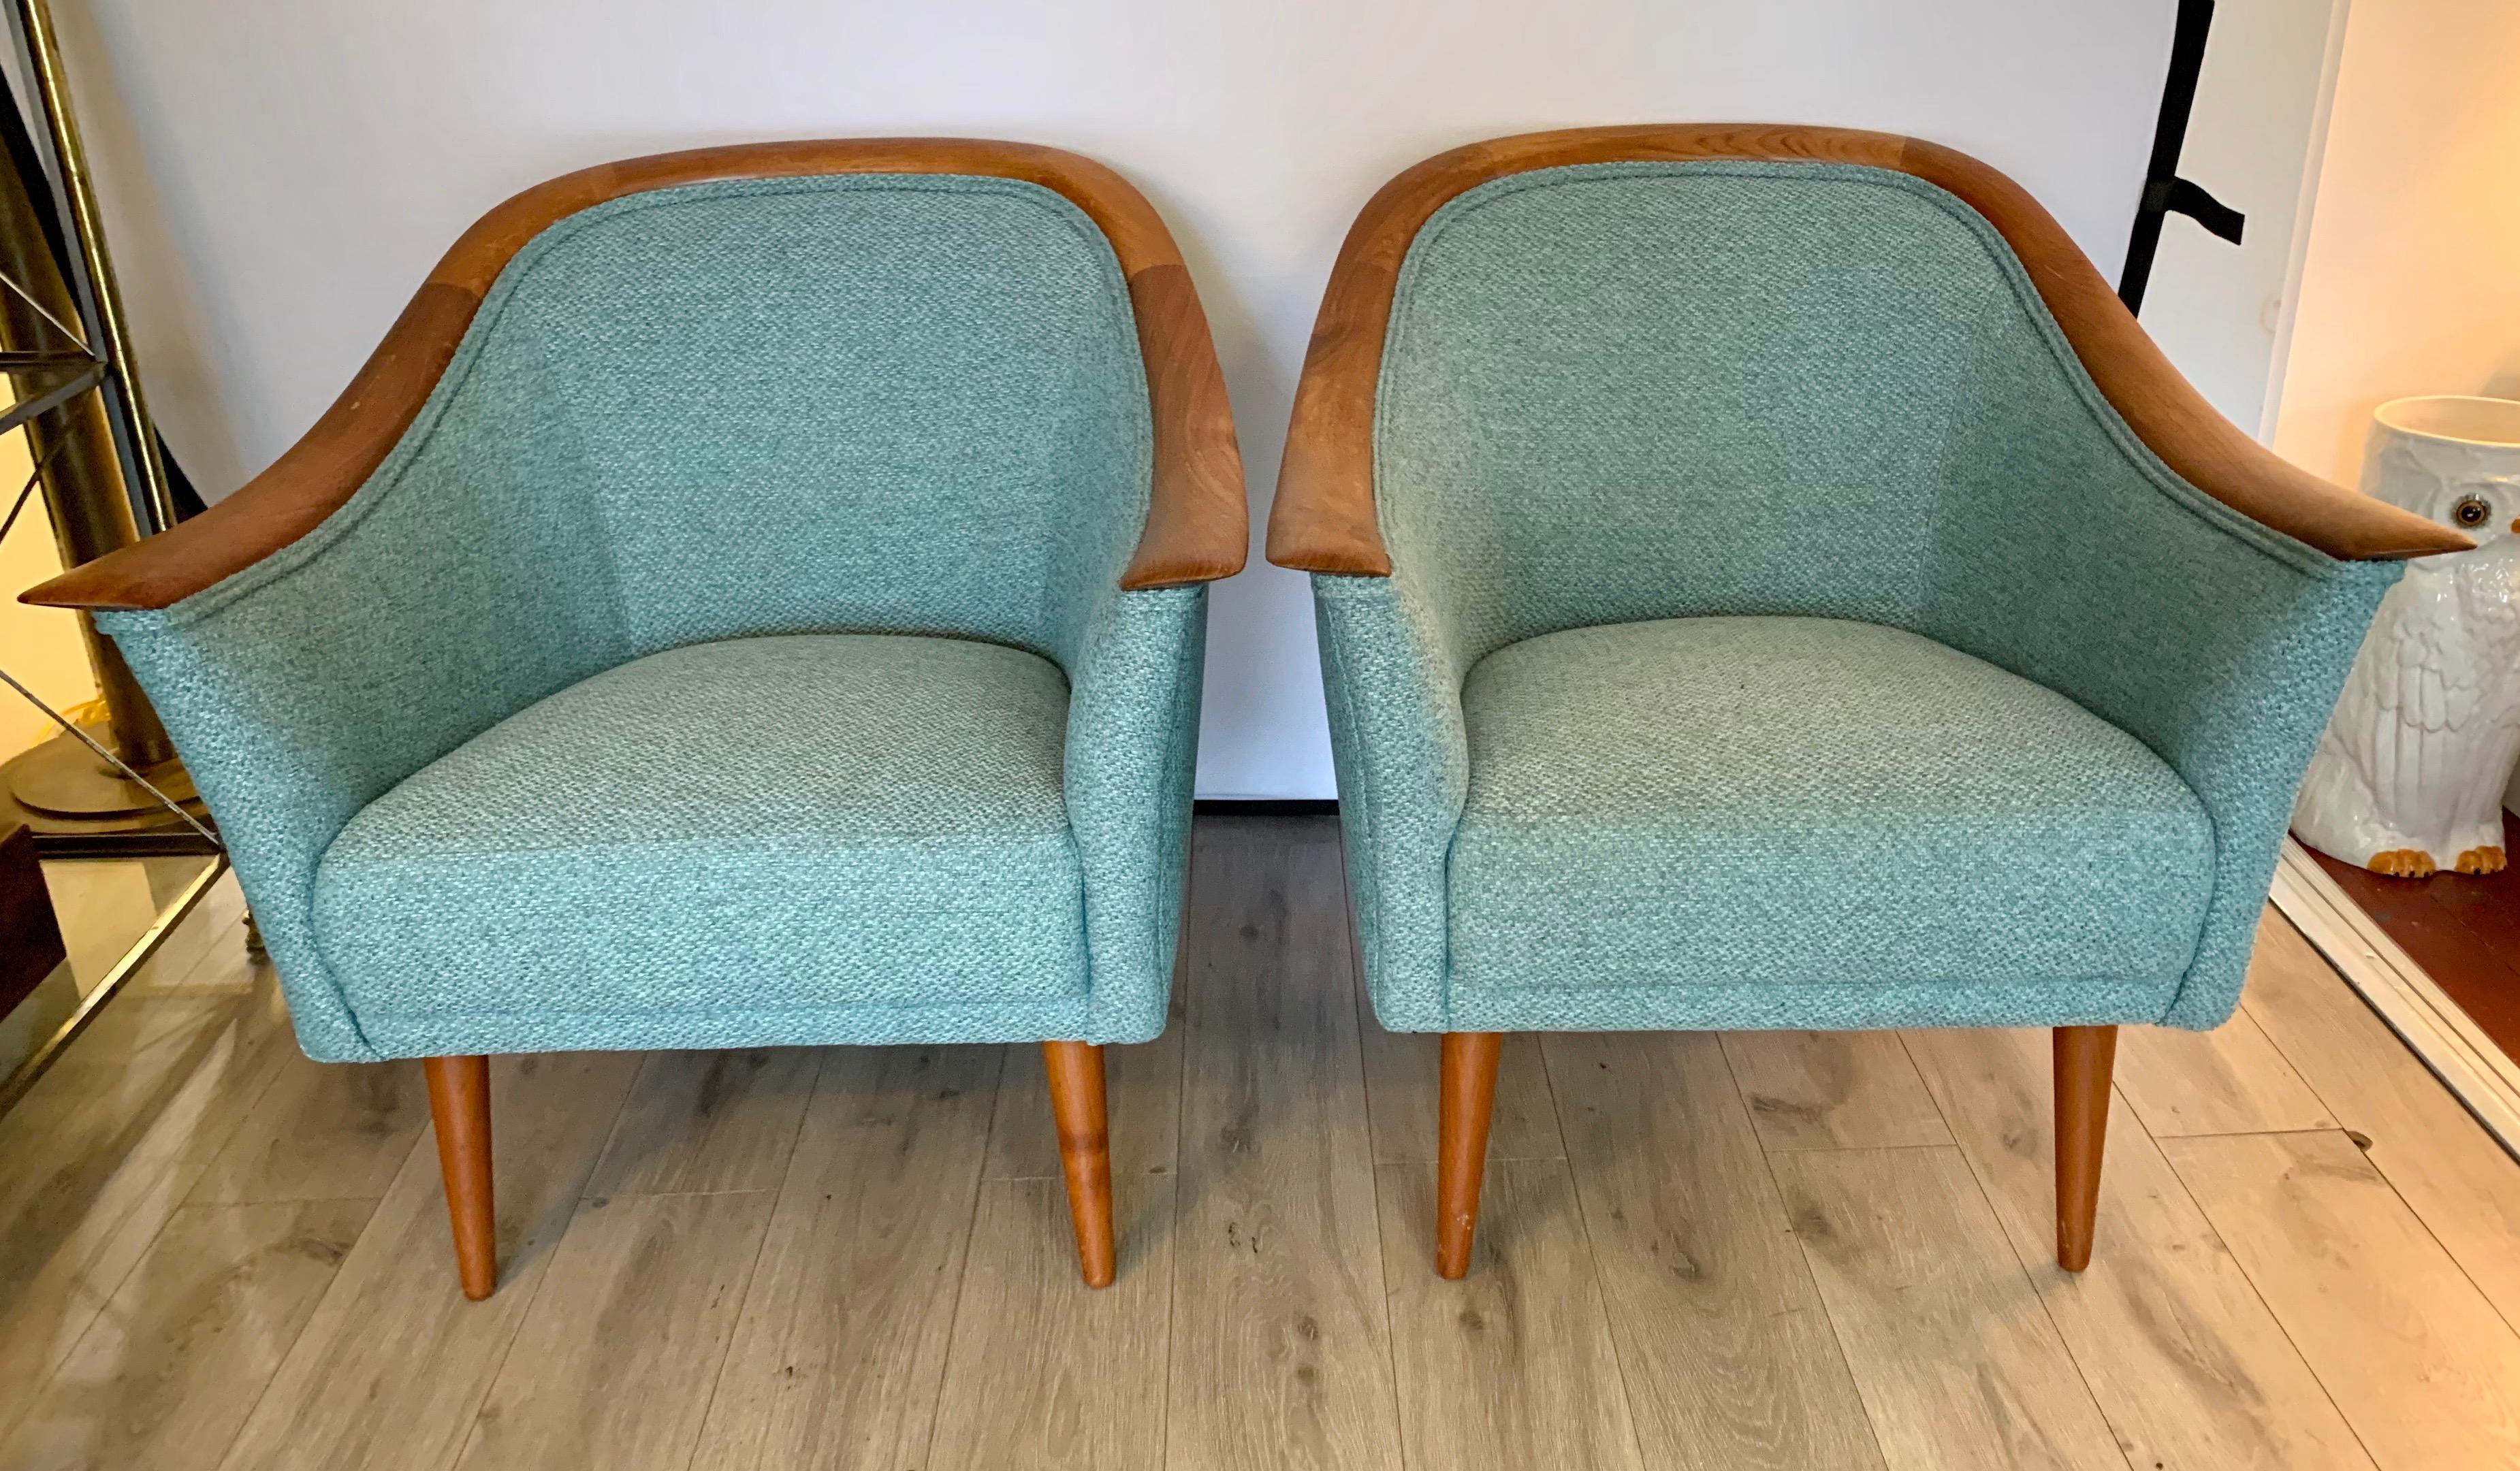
[2268,838,2520,1159]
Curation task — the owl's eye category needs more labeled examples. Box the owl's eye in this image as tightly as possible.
[2455,496,2493,528]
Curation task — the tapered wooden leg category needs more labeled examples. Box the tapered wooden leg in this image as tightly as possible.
[423,1055,496,1301]
[1435,1031,1503,1280]
[1043,1041,1116,1289]
[2054,1024,2118,1272]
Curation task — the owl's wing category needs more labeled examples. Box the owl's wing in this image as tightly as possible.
[2362,580,2482,828]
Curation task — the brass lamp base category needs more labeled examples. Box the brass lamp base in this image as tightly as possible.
[0,728,212,855]
[9,726,196,814]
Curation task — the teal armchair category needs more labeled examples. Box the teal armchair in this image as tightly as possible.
[28,140,1246,1293]
[1267,125,2460,1278]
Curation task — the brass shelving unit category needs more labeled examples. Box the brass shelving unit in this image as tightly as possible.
[0,0,227,1113]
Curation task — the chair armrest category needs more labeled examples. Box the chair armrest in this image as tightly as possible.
[87,446,626,1061]
[23,282,478,611]
[1265,123,2468,577]
[1117,262,1247,589]
[1062,585,1208,1041]
[1887,133,2466,562]
[1926,430,2405,1031]
[1311,575,1469,1029]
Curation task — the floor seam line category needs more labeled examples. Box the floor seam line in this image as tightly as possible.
[915,1041,1010,1469]
[1530,1035,1655,1471]
[2148,1122,2389,1471]
[670,1045,825,1470]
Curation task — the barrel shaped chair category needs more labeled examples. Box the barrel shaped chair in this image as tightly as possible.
[26,140,1245,1295]
[1266,125,2463,1278]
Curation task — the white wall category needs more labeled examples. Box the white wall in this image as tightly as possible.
[56,0,2175,797]
[2134,0,2348,438]
[2250,0,2520,811]
[2271,0,2520,486]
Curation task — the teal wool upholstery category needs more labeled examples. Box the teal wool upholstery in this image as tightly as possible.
[1449,617,2213,1030]
[99,174,1205,1061]
[1319,161,2398,1035]
[314,635,1093,1055]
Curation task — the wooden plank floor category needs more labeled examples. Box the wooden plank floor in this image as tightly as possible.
[6,815,2520,1470]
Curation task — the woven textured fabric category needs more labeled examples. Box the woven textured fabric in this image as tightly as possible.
[314,634,1092,1054]
[1063,584,1206,1041]
[1324,159,2398,1034]
[509,176,1151,666]
[1316,575,1465,1031]
[1450,617,2214,1020]
[99,174,1196,1061]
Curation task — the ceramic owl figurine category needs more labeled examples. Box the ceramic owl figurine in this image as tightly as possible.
[2295,396,2520,877]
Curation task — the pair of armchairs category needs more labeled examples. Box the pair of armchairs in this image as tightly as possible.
[26,128,2455,1299]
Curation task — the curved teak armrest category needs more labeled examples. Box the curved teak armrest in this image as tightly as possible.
[1265,123,2468,576]
[1119,259,1247,589]
[26,138,1245,613]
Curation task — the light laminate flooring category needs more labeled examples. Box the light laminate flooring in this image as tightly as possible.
[5,815,2518,1469]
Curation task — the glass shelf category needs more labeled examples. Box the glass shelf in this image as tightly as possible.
[0,852,229,1112]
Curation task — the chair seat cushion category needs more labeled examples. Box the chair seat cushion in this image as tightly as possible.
[313,633,1085,1052]
[1448,617,2214,1020]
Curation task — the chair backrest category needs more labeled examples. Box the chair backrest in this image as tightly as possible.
[411,170,1153,666]
[1371,157,2069,666]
